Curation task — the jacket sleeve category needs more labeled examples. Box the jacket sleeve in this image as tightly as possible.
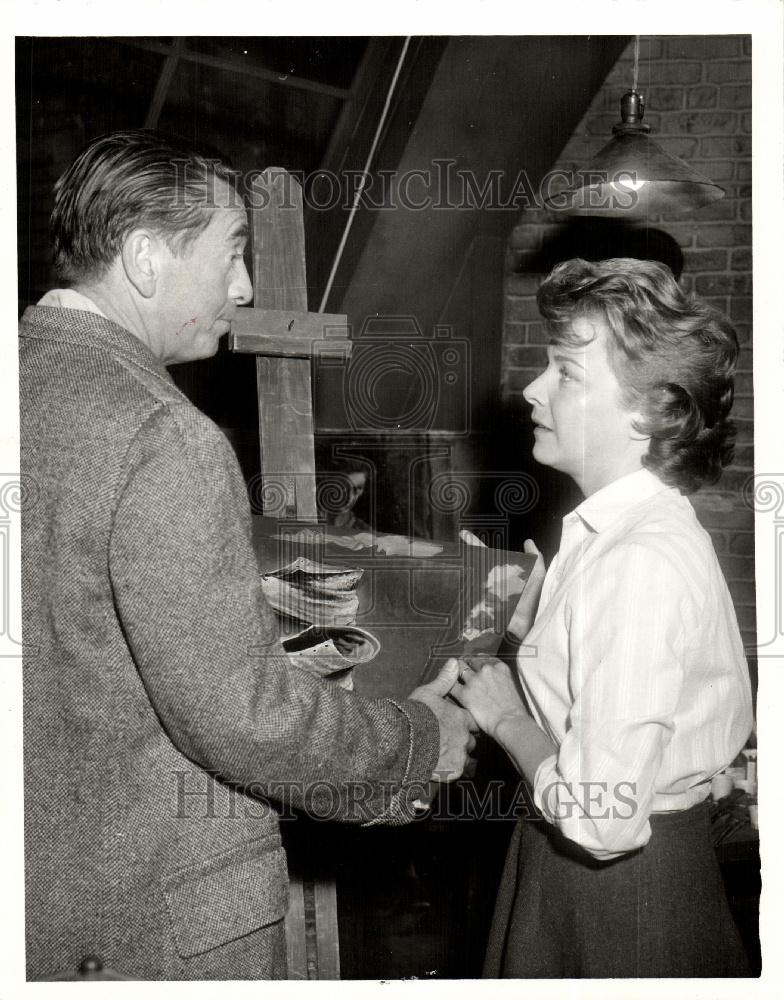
[108,402,440,824]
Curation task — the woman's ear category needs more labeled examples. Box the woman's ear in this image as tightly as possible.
[120,229,158,298]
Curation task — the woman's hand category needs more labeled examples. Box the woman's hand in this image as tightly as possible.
[449,653,558,786]
[506,539,546,642]
[448,654,529,739]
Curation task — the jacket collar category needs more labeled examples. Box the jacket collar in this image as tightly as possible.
[20,304,175,386]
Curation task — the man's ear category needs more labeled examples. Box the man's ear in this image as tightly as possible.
[120,229,162,298]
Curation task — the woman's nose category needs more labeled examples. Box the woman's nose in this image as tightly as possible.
[523,370,545,406]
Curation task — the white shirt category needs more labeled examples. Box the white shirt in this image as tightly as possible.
[38,288,106,317]
[519,468,753,860]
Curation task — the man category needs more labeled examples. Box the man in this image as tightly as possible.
[452,258,753,977]
[19,130,474,980]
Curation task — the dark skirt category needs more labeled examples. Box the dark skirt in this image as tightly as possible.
[483,801,750,978]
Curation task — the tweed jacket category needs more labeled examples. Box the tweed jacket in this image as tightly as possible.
[20,305,440,980]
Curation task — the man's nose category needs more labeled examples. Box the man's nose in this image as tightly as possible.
[231,260,253,306]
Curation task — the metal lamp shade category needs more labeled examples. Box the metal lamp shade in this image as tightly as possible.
[545,129,726,219]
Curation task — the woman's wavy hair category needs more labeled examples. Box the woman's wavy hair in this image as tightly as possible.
[536,257,739,494]
[51,129,239,283]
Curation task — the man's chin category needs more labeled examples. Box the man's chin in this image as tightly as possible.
[202,336,224,359]
[169,337,223,365]
[200,327,229,357]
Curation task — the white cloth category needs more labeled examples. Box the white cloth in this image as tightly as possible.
[38,288,106,317]
[519,468,753,860]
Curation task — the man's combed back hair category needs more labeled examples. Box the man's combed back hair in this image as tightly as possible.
[537,257,739,494]
[51,129,239,282]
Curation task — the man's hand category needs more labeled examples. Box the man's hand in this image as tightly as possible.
[408,659,477,782]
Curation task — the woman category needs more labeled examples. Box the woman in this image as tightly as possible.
[452,258,753,978]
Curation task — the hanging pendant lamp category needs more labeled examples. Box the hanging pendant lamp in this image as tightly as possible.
[544,37,726,219]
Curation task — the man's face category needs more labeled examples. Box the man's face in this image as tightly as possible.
[155,180,252,364]
[522,315,647,496]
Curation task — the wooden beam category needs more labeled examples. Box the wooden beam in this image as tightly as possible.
[117,38,351,101]
[247,169,344,976]
[251,169,318,521]
[317,38,394,175]
[143,36,184,128]
[229,307,350,359]
[304,37,449,315]
[313,879,341,979]
[285,880,308,979]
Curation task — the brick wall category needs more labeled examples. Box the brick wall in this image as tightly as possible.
[501,35,755,655]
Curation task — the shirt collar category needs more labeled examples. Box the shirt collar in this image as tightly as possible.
[37,288,107,317]
[572,468,673,534]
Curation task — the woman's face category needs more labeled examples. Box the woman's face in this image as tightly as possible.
[522,316,649,497]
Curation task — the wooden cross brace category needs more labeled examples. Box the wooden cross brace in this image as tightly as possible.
[229,168,351,522]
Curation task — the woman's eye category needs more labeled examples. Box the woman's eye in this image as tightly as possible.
[558,365,572,381]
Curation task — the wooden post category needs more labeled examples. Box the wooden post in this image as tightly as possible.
[230,168,350,520]
[229,168,349,978]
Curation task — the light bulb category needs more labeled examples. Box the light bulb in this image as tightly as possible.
[613,171,646,193]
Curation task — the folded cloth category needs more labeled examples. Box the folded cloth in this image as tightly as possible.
[261,557,363,626]
[282,625,381,691]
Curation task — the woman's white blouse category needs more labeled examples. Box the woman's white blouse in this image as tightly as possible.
[519,468,753,860]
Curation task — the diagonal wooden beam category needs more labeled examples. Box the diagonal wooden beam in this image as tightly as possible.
[317,37,393,175]
[144,36,184,129]
[119,37,351,101]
